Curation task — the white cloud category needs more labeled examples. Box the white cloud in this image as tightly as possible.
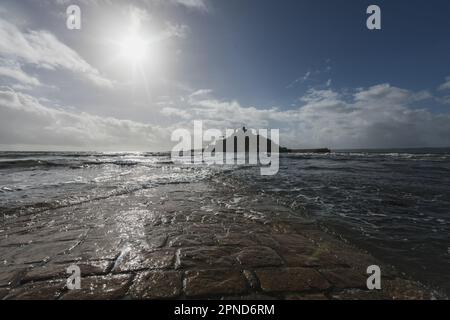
[0,87,170,151]
[161,106,192,119]
[300,89,340,104]
[169,0,208,11]
[164,22,190,39]
[287,62,333,89]
[287,71,311,88]
[162,84,450,149]
[0,61,41,87]
[188,89,213,102]
[354,84,430,103]
[2,83,450,151]
[0,17,113,88]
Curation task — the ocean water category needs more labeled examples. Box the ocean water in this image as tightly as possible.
[0,149,449,294]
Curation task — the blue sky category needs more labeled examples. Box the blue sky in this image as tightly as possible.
[176,0,450,108]
[0,0,450,150]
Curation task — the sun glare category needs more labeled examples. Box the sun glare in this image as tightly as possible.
[119,33,149,63]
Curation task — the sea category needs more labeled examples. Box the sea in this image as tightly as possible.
[0,149,449,294]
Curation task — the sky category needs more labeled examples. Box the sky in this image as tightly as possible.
[1,0,450,151]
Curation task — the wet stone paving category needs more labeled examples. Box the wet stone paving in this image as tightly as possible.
[0,179,439,300]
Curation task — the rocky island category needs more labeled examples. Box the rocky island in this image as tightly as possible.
[209,127,330,154]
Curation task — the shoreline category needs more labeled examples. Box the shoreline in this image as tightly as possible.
[0,180,445,300]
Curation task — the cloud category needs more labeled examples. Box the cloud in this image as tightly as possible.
[354,84,431,104]
[287,61,333,89]
[161,106,192,119]
[438,96,450,105]
[188,89,213,102]
[169,0,209,11]
[0,17,113,88]
[286,71,311,89]
[162,84,450,149]
[164,22,190,39]
[0,61,41,87]
[438,76,450,91]
[2,82,450,151]
[0,87,170,151]
[286,86,447,149]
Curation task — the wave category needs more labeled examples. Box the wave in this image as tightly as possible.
[283,152,450,162]
[0,159,69,169]
[0,157,175,170]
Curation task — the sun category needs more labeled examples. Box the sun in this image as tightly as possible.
[119,33,149,63]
